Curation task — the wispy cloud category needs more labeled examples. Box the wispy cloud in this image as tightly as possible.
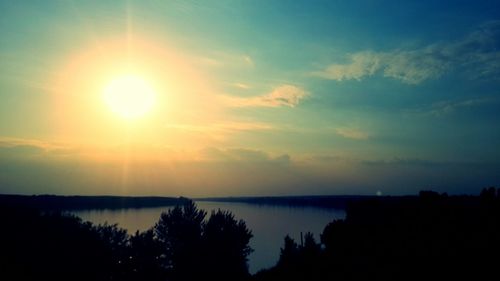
[0,137,81,159]
[164,121,275,143]
[311,51,381,81]
[335,127,369,140]
[312,21,500,84]
[195,52,255,68]
[165,121,273,132]
[428,98,494,116]
[242,55,254,67]
[0,137,67,152]
[200,147,290,164]
[220,84,308,108]
[233,83,251,89]
[362,157,443,167]
[311,49,448,85]
[406,97,497,117]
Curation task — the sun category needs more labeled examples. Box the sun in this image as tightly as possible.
[103,74,156,119]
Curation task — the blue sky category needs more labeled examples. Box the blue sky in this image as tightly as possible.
[0,0,499,196]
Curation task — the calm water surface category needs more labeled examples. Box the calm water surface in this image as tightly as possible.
[74,201,345,273]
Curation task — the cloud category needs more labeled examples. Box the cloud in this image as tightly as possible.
[165,121,274,134]
[381,47,450,84]
[335,127,369,140]
[233,83,251,89]
[0,146,299,197]
[0,137,85,161]
[0,135,294,170]
[195,52,255,68]
[311,51,381,81]
[0,137,70,155]
[428,97,494,116]
[242,55,254,67]
[0,137,47,149]
[311,49,448,85]
[220,84,308,108]
[362,157,443,167]
[406,97,497,117]
[0,144,45,157]
[201,147,289,163]
[312,21,500,84]
[1,136,498,196]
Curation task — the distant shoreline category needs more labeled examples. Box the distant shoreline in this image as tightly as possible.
[0,194,189,210]
[3,192,482,211]
[0,193,421,211]
[195,195,385,209]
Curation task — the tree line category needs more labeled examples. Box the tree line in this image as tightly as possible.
[1,200,252,281]
[254,188,500,280]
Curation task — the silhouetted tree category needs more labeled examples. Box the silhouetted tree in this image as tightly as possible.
[321,219,347,251]
[90,222,130,279]
[1,200,255,281]
[0,209,120,281]
[254,188,500,281]
[154,202,253,280]
[127,229,166,281]
[419,190,443,201]
[154,200,206,280]
[203,209,253,280]
[480,186,497,201]
[302,232,320,253]
[261,232,323,280]
[278,235,299,268]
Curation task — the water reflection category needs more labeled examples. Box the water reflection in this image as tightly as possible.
[75,201,345,273]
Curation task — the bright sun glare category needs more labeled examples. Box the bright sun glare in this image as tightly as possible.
[103,74,156,119]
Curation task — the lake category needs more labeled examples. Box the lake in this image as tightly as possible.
[74,201,345,273]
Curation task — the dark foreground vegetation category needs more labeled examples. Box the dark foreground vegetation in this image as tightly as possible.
[1,200,252,281]
[1,188,500,281]
[255,187,500,281]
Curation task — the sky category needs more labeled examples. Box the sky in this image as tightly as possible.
[0,0,499,196]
